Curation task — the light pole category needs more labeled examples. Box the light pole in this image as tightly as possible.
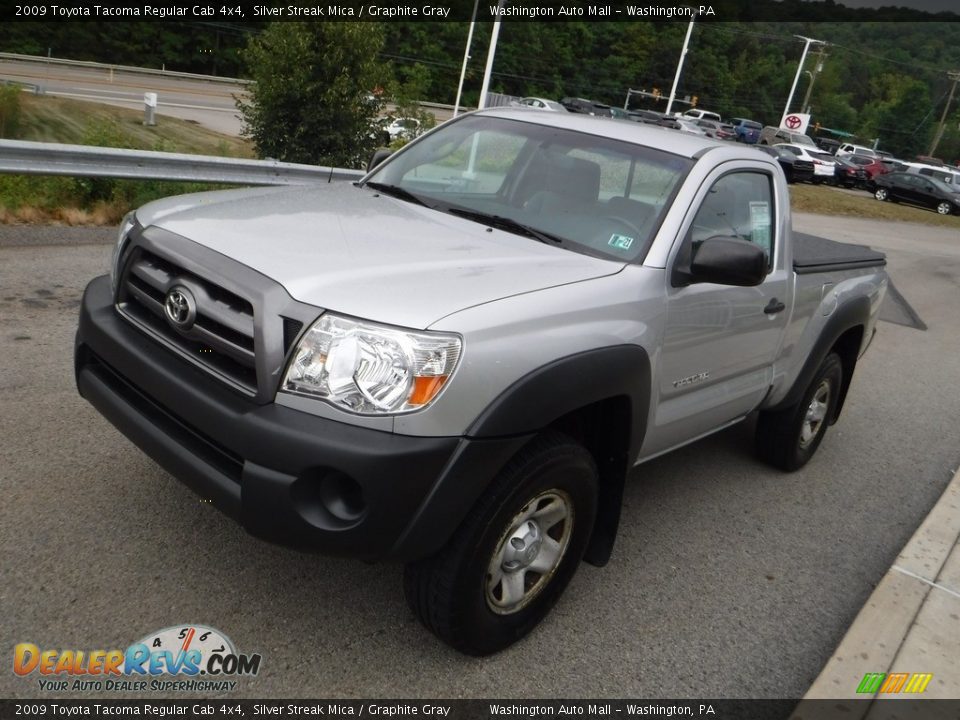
[477,0,506,110]
[665,15,696,116]
[801,47,827,115]
[453,0,479,117]
[782,36,824,124]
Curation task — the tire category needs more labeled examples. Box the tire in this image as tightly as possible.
[936,201,953,215]
[756,353,843,472]
[875,187,889,201]
[404,431,598,655]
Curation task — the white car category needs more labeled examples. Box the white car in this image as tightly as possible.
[682,108,722,123]
[836,143,878,159]
[514,97,567,112]
[385,117,421,141]
[675,118,708,136]
[775,143,836,180]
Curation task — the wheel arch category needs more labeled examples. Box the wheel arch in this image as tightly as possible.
[467,345,652,568]
[772,296,870,420]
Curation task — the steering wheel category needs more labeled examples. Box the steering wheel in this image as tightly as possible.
[601,215,643,239]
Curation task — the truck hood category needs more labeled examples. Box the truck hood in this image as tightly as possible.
[135,184,624,329]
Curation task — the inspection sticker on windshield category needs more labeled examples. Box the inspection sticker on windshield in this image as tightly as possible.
[608,234,634,250]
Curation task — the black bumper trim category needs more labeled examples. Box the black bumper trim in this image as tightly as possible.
[75,275,496,561]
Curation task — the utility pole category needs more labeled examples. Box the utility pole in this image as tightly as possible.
[782,36,824,124]
[801,46,828,115]
[929,70,960,158]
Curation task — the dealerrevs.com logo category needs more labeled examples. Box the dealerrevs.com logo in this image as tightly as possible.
[13,625,262,693]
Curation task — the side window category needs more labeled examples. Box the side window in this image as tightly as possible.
[685,172,775,268]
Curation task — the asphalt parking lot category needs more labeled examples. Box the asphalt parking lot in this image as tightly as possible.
[1,214,958,700]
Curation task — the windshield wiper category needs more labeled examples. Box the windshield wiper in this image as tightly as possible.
[363,181,432,208]
[445,207,564,245]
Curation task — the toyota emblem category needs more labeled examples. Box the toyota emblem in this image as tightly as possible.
[164,285,197,331]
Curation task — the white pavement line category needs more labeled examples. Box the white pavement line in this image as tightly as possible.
[891,564,960,600]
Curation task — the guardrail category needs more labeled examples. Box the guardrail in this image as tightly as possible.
[0,139,364,186]
[0,52,250,85]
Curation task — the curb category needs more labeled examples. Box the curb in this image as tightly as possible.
[800,466,960,707]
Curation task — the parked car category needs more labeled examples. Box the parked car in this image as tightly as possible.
[905,163,960,186]
[914,155,945,167]
[515,97,568,112]
[760,126,818,148]
[775,143,836,182]
[830,155,867,188]
[682,108,722,123]
[836,143,877,159]
[696,119,736,140]
[815,137,841,155]
[845,154,889,186]
[627,109,666,125]
[76,108,888,656]
[561,97,612,116]
[728,118,762,144]
[757,145,815,184]
[881,158,908,174]
[874,172,960,214]
[674,118,708,136]
[385,117,421,141]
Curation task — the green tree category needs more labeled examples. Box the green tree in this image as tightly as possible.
[238,22,388,168]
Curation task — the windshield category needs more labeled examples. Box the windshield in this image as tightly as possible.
[366,115,693,263]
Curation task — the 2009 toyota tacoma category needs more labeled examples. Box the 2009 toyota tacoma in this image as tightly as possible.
[75,108,888,655]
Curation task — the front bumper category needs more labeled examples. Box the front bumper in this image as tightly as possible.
[75,276,528,561]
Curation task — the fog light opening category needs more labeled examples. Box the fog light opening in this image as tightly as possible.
[318,471,366,523]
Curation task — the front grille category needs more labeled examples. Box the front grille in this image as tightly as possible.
[118,248,258,394]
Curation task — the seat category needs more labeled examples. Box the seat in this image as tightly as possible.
[519,152,601,214]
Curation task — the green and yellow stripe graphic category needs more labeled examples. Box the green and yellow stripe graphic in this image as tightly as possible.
[856,672,933,694]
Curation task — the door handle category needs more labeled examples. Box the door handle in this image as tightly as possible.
[764,298,786,315]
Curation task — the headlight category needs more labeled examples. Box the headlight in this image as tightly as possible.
[110,211,136,293]
[282,314,461,415]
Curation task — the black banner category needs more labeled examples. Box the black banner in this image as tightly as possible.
[4,0,959,24]
[3,699,960,720]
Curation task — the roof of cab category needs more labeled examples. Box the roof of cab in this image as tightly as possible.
[475,106,724,159]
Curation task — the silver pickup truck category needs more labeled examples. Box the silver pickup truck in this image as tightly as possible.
[75,108,888,655]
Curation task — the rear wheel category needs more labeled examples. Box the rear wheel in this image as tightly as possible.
[404,432,598,655]
[756,353,843,472]
[875,187,889,201]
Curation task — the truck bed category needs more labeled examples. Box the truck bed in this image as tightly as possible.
[793,233,886,275]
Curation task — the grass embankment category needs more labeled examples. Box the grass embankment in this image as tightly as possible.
[0,92,252,225]
[789,183,960,229]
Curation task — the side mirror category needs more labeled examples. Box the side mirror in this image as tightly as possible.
[675,236,768,287]
[366,148,393,173]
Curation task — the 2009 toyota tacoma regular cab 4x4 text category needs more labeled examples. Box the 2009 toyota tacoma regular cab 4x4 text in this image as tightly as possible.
[75,108,888,655]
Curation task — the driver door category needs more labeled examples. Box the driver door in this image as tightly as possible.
[641,166,790,458]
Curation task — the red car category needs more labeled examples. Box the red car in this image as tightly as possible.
[846,154,889,183]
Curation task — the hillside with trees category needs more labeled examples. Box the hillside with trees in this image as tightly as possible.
[3,0,960,159]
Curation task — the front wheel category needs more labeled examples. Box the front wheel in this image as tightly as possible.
[875,187,889,201]
[404,432,598,655]
[756,353,843,471]
[937,201,953,215]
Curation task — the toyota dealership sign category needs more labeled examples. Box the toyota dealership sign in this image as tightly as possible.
[780,113,811,134]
